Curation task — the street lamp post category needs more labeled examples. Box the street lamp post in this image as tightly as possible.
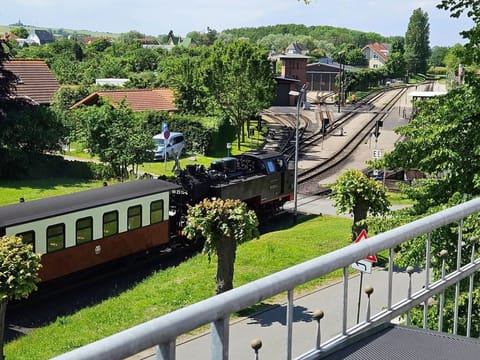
[289,84,307,223]
[337,51,345,113]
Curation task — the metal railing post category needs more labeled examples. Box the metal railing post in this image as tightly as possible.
[424,232,432,329]
[438,250,448,332]
[286,289,294,360]
[211,317,229,360]
[467,238,477,337]
[454,220,463,335]
[342,267,349,335]
[312,310,324,350]
[156,340,176,360]
[406,266,415,326]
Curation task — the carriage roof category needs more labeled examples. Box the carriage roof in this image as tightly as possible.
[0,179,180,228]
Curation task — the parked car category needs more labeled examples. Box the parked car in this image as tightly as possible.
[153,132,185,161]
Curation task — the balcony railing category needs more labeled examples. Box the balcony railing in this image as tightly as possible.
[52,197,480,360]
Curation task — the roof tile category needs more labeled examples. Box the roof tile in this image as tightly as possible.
[71,88,177,112]
[4,59,60,104]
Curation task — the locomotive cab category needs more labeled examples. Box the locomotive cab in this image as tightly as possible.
[173,149,294,219]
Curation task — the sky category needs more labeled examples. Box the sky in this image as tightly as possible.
[1,0,474,47]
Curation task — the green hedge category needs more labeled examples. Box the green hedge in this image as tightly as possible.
[0,153,114,180]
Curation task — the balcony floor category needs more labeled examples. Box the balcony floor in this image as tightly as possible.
[318,324,480,360]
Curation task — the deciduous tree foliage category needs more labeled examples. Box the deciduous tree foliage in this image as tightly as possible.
[183,198,259,294]
[206,40,275,149]
[330,169,390,241]
[438,0,480,52]
[365,0,480,337]
[0,235,42,360]
[0,40,17,124]
[74,100,154,179]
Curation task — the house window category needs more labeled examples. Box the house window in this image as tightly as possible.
[76,217,93,245]
[16,230,35,250]
[150,200,164,224]
[103,211,118,237]
[127,205,142,230]
[47,224,65,253]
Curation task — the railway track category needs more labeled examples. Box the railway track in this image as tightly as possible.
[296,87,408,195]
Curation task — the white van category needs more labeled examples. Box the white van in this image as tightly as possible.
[152,132,185,161]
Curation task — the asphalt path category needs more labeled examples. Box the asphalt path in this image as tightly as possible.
[131,265,425,360]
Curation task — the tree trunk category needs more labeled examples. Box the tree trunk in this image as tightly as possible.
[352,199,369,241]
[0,298,8,360]
[215,238,237,294]
[237,124,242,150]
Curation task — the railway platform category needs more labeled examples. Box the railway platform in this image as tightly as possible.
[266,84,433,188]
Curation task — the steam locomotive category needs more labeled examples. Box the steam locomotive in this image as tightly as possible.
[0,150,293,282]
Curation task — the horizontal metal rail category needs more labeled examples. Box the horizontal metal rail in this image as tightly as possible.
[52,197,480,360]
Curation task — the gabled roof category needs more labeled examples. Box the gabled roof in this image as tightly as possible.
[3,59,60,104]
[29,29,55,44]
[285,42,308,55]
[70,88,177,112]
[362,42,390,62]
[307,60,359,72]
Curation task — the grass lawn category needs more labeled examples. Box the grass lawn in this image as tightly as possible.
[0,179,109,206]
[5,214,352,359]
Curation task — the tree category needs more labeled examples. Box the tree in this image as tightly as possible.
[404,8,431,74]
[437,0,480,48]
[11,27,29,39]
[160,48,212,114]
[1,105,65,155]
[330,169,390,240]
[183,198,259,294]
[429,46,450,67]
[207,40,275,149]
[0,40,65,177]
[366,79,480,335]
[344,48,368,66]
[74,100,154,179]
[0,40,18,124]
[385,52,407,79]
[0,235,42,360]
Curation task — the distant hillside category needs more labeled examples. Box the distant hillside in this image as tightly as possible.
[0,24,119,39]
[1,23,397,49]
[222,24,394,47]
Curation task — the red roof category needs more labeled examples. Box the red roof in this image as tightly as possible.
[3,59,60,104]
[70,88,177,112]
[364,43,389,62]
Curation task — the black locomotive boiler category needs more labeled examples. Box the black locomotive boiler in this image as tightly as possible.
[171,149,294,221]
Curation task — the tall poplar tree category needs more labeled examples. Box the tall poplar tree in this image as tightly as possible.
[404,8,431,74]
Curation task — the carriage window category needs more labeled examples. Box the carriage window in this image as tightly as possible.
[17,230,35,250]
[103,211,118,237]
[47,224,65,253]
[150,200,164,224]
[128,205,142,230]
[76,217,93,245]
